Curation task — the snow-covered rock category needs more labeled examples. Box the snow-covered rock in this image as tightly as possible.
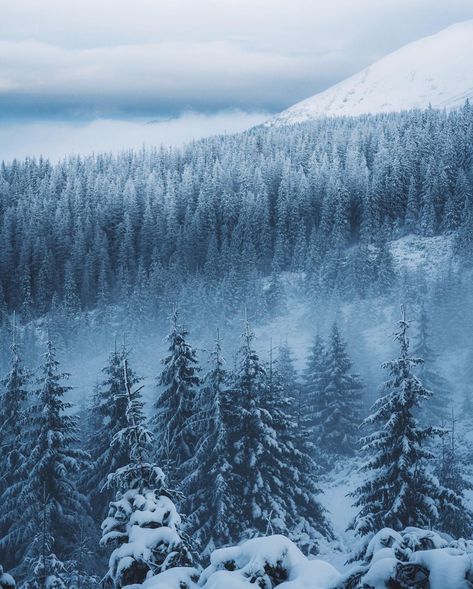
[269,20,473,124]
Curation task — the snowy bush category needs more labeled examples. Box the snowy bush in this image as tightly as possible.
[101,487,192,588]
[338,527,473,589]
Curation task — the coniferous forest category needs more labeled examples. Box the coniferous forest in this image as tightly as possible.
[2,104,473,588]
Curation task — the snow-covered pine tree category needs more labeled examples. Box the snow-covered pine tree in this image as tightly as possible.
[317,323,363,457]
[350,307,446,553]
[276,341,300,418]
[225,319,271,541]
[101,359,192,589]
[153,308,200,486]
[436,411,473,538]
[269,343,333,554]
[0,327,30,568]
[414,302,451,424]
[83,343,142,520]
[20,486,68,589]
[5,338,89,575]
[302,334,326,446]
[180,330,233,556]
[225,321,332,549]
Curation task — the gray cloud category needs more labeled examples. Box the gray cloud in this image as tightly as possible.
[0,0,472,120]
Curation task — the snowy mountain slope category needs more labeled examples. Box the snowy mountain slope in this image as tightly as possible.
[269,20,473,124]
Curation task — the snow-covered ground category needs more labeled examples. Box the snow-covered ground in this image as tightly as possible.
[390,234,454,278]
[268,20,473,124]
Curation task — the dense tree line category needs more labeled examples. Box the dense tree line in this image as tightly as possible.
[0,104,472,327]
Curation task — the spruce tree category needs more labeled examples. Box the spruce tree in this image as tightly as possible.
[83,343,141,520]
[180,331,233,556]
[270,343,333,553]
[101,359,192,589]
[436,412,473,539]
[0,330,30,568]
[228,322,332,549]
[414,302,451,424]
[302,334,326,445]
[276,341,300,410]
[350,307,446,552]
[153,309,200,486]
[225,319,270,541]
[4,339,89,575]
[317,323,363,457]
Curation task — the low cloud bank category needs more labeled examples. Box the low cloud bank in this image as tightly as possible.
[0,110,269,162]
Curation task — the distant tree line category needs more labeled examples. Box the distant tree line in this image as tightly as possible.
[0,104,472,327]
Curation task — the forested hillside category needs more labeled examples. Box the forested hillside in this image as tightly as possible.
[0,103,472,328]
[1,104,473,589]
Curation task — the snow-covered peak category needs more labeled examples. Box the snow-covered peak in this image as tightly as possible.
[269,20,473,125]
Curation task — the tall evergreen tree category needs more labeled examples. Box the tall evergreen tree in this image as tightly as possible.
[269,343,333,553]
[83,343,142,520]
[317,323,363,457]
[350,307,447,554]
[436,412,473,539]
[153,309,200,486]
[302,334,326,445]
[101,359,192,589]
[0,327,30,568]
[180,330,233,556]
[276,341,300,405]
[225,319,270,541]
[414,302,451,424]
[3,339,89,575]
[227,322,332,549]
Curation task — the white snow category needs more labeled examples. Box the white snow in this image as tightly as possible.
[268,20,473,124]
[278,560,341,589]
[200,535,341,589]
[411,549,473,589]
[140,567,200,589]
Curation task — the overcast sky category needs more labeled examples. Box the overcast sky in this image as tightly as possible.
[1,0,472,160]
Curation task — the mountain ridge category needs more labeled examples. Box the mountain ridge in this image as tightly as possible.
[268,20,473,125]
